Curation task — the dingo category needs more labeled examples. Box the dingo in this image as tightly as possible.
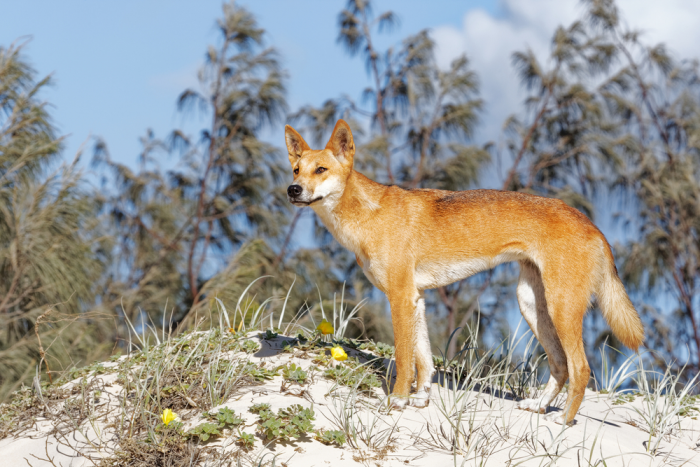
[284,119,643,424]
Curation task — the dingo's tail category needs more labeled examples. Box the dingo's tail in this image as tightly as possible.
[596,244,644,350]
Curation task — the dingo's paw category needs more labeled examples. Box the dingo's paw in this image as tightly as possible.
[389,396,407,410]
[517,398,547,414]
[409,388,430,408]
[544,412,574,425]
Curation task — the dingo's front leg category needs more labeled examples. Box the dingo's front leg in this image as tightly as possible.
[411,293,434,407]
[386,277,420,409]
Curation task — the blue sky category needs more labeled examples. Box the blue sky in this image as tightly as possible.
[0,1,498,167]
[2,0,698,172]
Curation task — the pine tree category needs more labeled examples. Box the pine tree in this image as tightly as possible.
[0,41,107,399]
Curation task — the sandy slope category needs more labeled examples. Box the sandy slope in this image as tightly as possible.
[1,332,699,466]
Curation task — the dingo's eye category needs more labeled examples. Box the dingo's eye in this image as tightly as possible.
[294,168,299,175]
[315,167,327,174]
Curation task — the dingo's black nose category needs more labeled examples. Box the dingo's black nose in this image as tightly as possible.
[287,185,303,197]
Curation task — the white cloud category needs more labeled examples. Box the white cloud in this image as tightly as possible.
[618,0,700,60]
[432,0,700,142]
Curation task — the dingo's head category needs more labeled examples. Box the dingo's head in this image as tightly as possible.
[285,119,355,208]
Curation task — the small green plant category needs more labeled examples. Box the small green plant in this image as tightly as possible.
[238,362,280,381]
[678,394,700,418]
[359,341,395,358]
[281,332,317,353]
[0,386,41,439]
[67,361,109,381]
[187,422,222,442]
[240,339,260,354]
[237,431,256,450]
[152,418,185,444]
[249,403,271,414]
[315,429,346,446]
[249,404,315,441]
[261,330,278,340]
[324,358,381,392]
[160,384,190,397]
[187,407,245,442]
[432,354,463,372]
[209,407,245,427]
[313,350,331,366]
[89,362,107,375]
[612,393,636,406]
[281,363,308,384]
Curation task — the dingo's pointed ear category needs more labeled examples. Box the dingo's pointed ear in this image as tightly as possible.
[325,119,355,167]
[285,125,310,166]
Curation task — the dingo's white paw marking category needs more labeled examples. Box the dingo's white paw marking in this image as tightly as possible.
[409,388,430,408]
[389,396,407,410]
[517,398,547,414]
[544,412,573,425]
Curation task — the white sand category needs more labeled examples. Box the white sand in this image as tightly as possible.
[2,333,699,466]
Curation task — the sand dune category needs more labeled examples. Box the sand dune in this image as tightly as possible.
[1,330,698,466]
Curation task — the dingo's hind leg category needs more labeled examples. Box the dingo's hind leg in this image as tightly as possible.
[516,260,569,415]
[540,263,592,425]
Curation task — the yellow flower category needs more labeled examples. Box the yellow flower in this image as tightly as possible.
[161,408,178,426]
[331,346,347,361]
[316,319,334,335]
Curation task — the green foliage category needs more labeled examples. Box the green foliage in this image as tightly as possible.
[612,393,637,406]
[187,422,221,442]
[323,357,382,392]
[237,431,256,449]
[160,384,189,397]
[679,395,700,418]
[432,355,461,372]
[249,403,271,414]
[210,407,245,427]
[0,386,35,438]
[281,333,315,352]
[315,428,347,446]
[239,339,260,354]
[0,41,111,401]
[66,362,110,382]
[238,362,279,381]
[113,424,205,466]
[187,407,245,442]
[358,341,395,358]
[250,403,315,441]
[281,363,308,384]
